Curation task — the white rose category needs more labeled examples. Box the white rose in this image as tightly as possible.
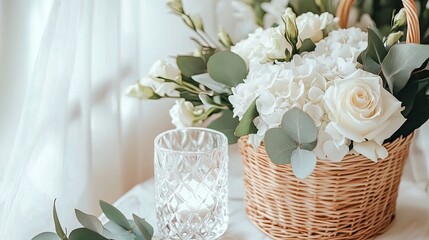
[324,69,406,161]
[169,99,200,128]
[296,12,338,43]
[142,59,181,97]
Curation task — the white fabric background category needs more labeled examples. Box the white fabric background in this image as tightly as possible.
[0,0,428,239]
[0,0,215,238]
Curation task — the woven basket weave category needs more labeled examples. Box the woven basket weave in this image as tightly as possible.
[238,1,420,239]
[239,134,414,239]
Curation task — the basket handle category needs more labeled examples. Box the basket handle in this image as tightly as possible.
[336,0,420,43]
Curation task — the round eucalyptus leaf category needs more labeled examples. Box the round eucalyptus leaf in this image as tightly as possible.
[291,149,317,179]
[264,128,298,165]
[281,107,317,144]
[207,51,247,87]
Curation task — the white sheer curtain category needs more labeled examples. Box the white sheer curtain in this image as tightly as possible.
[0,0,215,238]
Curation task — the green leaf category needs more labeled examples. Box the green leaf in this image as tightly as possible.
[69,228,108,240]
[133,214,154,240]
[301,140,317,151]
[32,232,61,240]
[360,27,387,74]
[207,51,248,87]
[360,50,382,74]
[264,128,298,165]
[298,38,316,54]
[382,44,429,93]
[291,149,317,179]
[99,200,131,230]
[289,0,319,14]
[281,107,317,144]
[390,89,429,140]
[53,200,67,240]
[75,209,103,234]
[367,27,387,62]
[208,110,240,144]
[235,99,258,137]
[176,56,206,78]
[103,221,134,239]
[192,73,231,94]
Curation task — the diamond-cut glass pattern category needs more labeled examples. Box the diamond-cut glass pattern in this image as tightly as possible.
[154,128,229,240]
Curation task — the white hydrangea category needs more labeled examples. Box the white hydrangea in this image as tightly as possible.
[230,27,370,161]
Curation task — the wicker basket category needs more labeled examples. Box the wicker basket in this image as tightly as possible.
[239,134,414,239]
[237,1,420,239]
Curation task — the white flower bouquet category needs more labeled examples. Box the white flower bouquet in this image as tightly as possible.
[129,0,429,179]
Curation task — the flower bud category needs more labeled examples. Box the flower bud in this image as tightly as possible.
[191,14,204,31]
[126,83,160,100]
[385,31,403,47]
[167,0,183,14]
[182,15,195,30]
[392,8,407,30]
[218,27,233,48]
[283,8,298,45]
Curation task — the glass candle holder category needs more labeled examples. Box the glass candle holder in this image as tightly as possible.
[154,128,229,240]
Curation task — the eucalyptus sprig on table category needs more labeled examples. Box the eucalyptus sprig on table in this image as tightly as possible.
[32,200,153,240]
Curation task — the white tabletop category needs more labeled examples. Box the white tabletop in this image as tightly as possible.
[104,146,429,240]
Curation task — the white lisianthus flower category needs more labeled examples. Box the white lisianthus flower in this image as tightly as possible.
[141,59,181,97]
[323,69,406,161]
[232,27,290,65]
[169,99,202,128]
[296,12,339,43]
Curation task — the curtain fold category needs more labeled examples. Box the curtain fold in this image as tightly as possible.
[0,0,215,238]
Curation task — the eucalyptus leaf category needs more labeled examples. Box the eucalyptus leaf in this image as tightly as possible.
[208,110,240,144]
[69,228,108,240]
[289,0,319,14]
[103,221,135,239]
[32,232,61,240]
[235,99,258,137]
[390,89,429,140]
[281,107,317,144]
[133,214,154,240]
[53,200,67,240]
[382,44,429,93]
[264,128,298,165]
[207,51,247,87]
[99,200,131,230]
[75,209,104,234]
[360,27,386,74]
[291,149,317,179]
[192,73,231,94]
[301,140,317,151]
[298,38,316,54]
[177,56,206,78]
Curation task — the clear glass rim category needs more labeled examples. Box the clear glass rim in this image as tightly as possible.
[154,127,228,154]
